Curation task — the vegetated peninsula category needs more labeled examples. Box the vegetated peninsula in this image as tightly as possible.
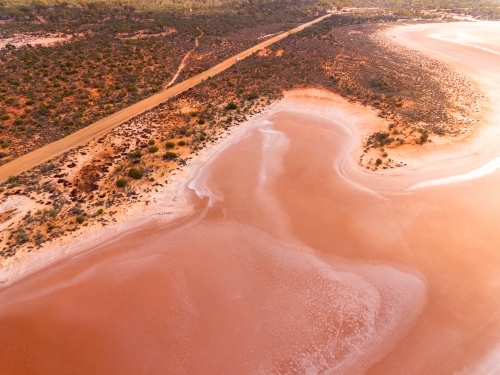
[0,0,498,264]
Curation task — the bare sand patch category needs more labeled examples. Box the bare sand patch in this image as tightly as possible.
[0,33,71,49]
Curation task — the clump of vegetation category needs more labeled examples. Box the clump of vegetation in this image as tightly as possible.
[116,178,128,187]
[75,216,85,224]
[128,168,143,179]
[163,151,178,160]
[166,141,175,148]
[178,140,186,146]
[128,150,142,159]
[376,158,383,165]
[420,129,429,144]
[149,145,159,153]
[226,102,238,110]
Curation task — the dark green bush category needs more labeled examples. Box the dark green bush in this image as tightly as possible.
[128,168,143,179]
[148,139,155,145]
[116,178,128,187]
[76,216,85,224]
[178,140,186,146]
[149,145,159,153]
[166,141,175,148]
[376,158,383,165]
[246,92,259,100]
[163,151,178,160]
[226,102,237,110]
[420,130,429,144]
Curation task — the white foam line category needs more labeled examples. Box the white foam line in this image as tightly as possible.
[407,156,500,191]
[429,33,500,56]
[187,119,273,205]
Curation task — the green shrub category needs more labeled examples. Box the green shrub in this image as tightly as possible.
[149,145,159,153]
[128,150,142,158]
[128,168,143,179]
[116,178,128,187]
[197,118,206,125]
[97,208,104,214]
[376,158,383,165]
[420,130,429,144]
[148,139,155,145]
[246,92,259,100]
[76,216,85,224]
[166,141,175,148]
[0,115,10,121]
[1,143,9,148]
[226,102,237,110]
[25,100,34,105]
[178,140,186,146]
[163,151,178,160]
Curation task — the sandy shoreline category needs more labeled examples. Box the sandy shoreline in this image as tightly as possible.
[2,21,500,289]
[1,61,499,284]
[0,105,278,285]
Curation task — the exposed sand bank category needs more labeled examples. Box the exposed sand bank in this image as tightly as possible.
[0,33,71,49]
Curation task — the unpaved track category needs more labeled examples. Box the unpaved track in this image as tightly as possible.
[0,13,331,182]
[166,29,204,88]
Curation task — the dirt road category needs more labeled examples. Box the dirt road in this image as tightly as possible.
[0,13,331,182]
